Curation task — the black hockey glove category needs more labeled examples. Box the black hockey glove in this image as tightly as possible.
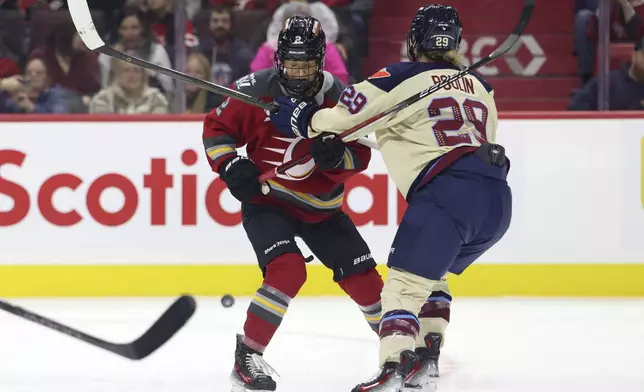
[219,156,262,202]
[309,133,346,171]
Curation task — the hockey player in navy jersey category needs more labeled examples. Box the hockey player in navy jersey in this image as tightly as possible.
[270,5,512,391]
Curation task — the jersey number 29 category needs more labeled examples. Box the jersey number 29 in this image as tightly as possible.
[427,97,489,147]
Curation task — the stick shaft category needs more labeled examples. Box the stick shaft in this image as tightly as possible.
[98,47,277,112]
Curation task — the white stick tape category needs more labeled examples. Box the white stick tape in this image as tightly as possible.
[67,0,106,50]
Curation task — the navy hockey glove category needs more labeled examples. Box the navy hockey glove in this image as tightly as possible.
[219,156,262,202]
[309,133,346,171]
[269,96,319,139]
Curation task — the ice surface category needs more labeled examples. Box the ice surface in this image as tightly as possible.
[1,297,643,392]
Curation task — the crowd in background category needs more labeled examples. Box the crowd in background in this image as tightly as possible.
[569,0,644,110]
[0,0,373,114]
[1,0,644,114]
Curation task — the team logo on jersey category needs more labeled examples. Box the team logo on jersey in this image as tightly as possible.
[261,136,316,181]
[368,68,391,80]
[235,73,256,89]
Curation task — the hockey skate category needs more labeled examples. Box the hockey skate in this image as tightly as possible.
[352,350,419,392]
[230,334,278,392]
[404,333,442,391]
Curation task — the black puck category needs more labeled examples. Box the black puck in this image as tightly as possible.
[221,294,235,308]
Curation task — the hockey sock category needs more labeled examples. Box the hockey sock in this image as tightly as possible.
[379,268,434,365]
[337,267,384,333]
[417,290,451,348]
[242,253,307,352]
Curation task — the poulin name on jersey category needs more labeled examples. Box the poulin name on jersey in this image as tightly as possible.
[430,75,475,95]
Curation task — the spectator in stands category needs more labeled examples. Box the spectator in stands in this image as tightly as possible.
[251,1,349,83]
[575,0,644,86]
[208,0,281,10]
[183,0,203,20]
[90,58,169,114]
[99,6,174,95]
[0,57,71,113]
[27,0,129,37]
[320,0,372,52]
[327,0,373,82]
[128,0,202,21]
[267,0,339,44]
[184,52,220,112]
[0,29,21,79]
[576,0,599,12]
[144,0,199,52]
[199,6,253,91]
[29,20,101,99]
[569,37,644,110]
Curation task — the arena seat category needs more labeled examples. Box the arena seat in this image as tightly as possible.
[367,0,579,111]
[608,43,633,70]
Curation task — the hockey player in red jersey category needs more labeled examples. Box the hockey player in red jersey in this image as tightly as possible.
[202,16,384,391]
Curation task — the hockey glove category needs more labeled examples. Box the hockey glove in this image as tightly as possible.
[219,156,262,202]
[309,133,346,171]
[269,96,319,139]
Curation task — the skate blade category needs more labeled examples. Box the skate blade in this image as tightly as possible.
[403,379,438,392]
[231,383,275,392]
[230,375,275,392]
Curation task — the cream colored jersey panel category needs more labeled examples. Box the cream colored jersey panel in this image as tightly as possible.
[310,68,499,197]
[310,80,395,139]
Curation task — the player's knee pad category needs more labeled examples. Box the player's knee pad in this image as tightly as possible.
[263,253,308,298]
[381,268,436,316]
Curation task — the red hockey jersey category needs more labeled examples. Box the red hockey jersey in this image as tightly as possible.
[202,69,371,223]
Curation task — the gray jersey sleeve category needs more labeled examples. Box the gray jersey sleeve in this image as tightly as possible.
[325,74,348,102]
[230,68,281,99]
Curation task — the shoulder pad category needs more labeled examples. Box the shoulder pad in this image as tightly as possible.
[232,68,280,98]
[469,71,494,94]
[323,71,347,102]
[366,62,461,93]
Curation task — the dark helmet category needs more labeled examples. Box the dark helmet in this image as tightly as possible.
[275,16,326,99]
[406,4,462,62]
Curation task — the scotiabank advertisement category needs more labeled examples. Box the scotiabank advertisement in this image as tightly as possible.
[1,117,644,266]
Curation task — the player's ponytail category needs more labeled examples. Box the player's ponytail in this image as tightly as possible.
[420,50,465,68]
[442,50,465,68]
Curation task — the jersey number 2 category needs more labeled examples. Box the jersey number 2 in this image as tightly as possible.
[427,97,489,147]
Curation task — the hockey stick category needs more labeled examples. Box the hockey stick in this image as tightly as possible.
[66,0,378,151]
[0,295,196,360]
[258,0,535,182]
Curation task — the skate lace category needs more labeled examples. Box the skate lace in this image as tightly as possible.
[246,353,280,380]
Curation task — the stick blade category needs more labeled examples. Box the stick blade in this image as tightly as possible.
[473,0,535,66]
[121,295,197,360]
[67,0,105,50]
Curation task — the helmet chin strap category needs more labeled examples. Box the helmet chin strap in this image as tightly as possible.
[279,73,324,102]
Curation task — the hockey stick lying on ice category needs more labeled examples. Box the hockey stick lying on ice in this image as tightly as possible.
[258,0,535,183]
[0,295,196,360]
[65,0,378,150]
